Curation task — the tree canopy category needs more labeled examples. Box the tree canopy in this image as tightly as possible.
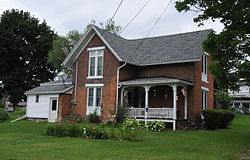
[175,0,249,90]
[48,19,122,74]
[0,9,56,106]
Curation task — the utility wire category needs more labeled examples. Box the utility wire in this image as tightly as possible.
[126,0,173,62]
[108,0,151,44]
[120,0,151,34]
[100,0,124,36]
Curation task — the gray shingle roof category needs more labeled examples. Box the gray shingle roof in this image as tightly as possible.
[26,78,73,95]
[119,77,193,86]
[94,26,211,66]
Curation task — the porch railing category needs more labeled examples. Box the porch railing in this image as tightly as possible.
[125,108,174,119]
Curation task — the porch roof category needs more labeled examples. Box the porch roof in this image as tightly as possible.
[119,77,193,86]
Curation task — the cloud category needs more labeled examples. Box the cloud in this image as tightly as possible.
[0,0,224,38]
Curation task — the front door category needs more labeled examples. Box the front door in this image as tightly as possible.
[49,98,58,122]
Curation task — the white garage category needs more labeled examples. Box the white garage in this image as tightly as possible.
[25,78,72,122]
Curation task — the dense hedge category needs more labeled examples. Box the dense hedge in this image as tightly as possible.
[202,109,235,130]
[0,108,9,123]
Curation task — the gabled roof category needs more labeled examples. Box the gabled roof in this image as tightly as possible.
[63,25,211,68]
[25,78,73,95]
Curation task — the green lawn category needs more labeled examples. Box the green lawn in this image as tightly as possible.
[0,111,249,160]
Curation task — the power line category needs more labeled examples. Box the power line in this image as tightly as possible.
[108,0,151,44]
[100,0,124,36]
[120,0,151,34]
[126,0,173,62]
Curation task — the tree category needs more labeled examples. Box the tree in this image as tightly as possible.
[47,30,82,74]
[48,19,121,74]
[175,0,249,90]
[215,91,234,110]
[0,9,56,108]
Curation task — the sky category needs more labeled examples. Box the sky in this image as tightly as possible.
[0,0,224,39]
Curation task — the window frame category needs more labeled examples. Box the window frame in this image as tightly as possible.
[35,95,39,103]
[87,47,104,79]
[201,87,209,110]
[87,87,102,108]
[201,54,208,83]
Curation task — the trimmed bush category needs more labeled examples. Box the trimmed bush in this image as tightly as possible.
[0,108,9,123]
[202,109,235,129]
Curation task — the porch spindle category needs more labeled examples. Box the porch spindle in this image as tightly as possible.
[184,87,188,119]
[144,86,151,123]
[120,87,124,107]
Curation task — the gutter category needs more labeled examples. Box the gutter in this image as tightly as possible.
[116,62,127,114]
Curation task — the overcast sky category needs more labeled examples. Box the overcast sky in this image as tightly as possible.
[1,0,224,39]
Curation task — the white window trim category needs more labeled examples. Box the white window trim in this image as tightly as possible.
[201,86,209,91]
[201,54,208,83]
[86,87,102,116]
[201,87,209,110]
[87,46,105,51]
[85,83,104,87]
[87,48,104,79]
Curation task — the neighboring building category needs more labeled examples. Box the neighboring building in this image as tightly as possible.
[229,81,250,114]
[60,25,214,130]
[25,78,73,122]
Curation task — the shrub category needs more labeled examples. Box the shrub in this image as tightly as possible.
[46,123,81,137]
[0,108,9,123]
[84,126,109,139]
[115,105,126,123]
[122,117,144,130]
[88,111,100,123]
[202,109,235,129]
[146,121,165,132]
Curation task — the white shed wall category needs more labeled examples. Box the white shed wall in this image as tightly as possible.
[26,94,59,118]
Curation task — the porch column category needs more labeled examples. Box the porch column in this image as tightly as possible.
[144,85,151,122]
[184,87,188,120]
[120,86,125,107]
[172,85,177,120]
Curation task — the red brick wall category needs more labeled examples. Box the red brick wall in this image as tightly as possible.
[58,93,72,122]
[71,32,214,123]
[72,34,120,121]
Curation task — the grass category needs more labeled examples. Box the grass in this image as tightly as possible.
[0,111,249,160]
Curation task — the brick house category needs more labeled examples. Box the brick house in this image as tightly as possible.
[62,25,214,130]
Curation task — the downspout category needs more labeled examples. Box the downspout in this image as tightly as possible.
[116,62,127,114]
[74,59,79,103]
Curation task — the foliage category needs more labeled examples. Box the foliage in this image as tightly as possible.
[85,19,122,36]
[215,91,234,110]
[88,110,100,123]
[122,117,145,130]
[0,108,8,122]
[202,109,235,130]
[83,126,109,140]
[175,0,250,90]
[115,105,126,123]
[1,114,250,159]
[145,121,166,132]
[47,30,82,74]
[0,9,56,107]
[0,99,5,109]
[46,123,81,137]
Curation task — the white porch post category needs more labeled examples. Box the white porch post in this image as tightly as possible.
[144,85,151,124]
[184,87,188,120]
[120,87,125,107]
[172,85,177,131]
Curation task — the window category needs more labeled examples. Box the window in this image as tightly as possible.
[88,48,104,79]
[35,95,39,103]
[201,54,208,82]
[202,90,208,110]
[52,99,57,111]
[87,87,102,107]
